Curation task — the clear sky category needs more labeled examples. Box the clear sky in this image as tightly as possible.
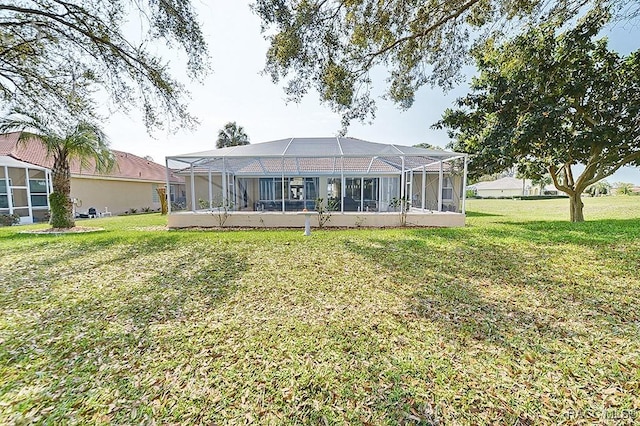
[101,1,640,184]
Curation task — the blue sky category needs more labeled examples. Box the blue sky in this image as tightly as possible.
[101,1,640,184]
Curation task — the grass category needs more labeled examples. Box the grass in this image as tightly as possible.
[1,197,639,425]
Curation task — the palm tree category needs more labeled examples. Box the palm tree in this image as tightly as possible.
[615,182,634,196]
[587,180,611,197]
[216,122,249,149]
[0,113,115,228]
[531,175,552,196]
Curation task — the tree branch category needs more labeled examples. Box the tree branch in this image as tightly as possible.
[363,0,482,68]
[549,164,574,195]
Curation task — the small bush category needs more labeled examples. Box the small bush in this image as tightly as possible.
[0,213,20,226]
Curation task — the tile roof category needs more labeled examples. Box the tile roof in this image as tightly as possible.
[0,132,183,183]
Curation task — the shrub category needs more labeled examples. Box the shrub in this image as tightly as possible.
[0,213,20,226]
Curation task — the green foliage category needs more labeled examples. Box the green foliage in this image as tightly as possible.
[216,122,250,149]
[198,198,210,209]
[314,197,338,229]
[0,213,19,226]
[207,196,234,226]
[615,182,634,195]
[1,112,115,229]
[253,0,638,129]
[0,0,209,130]
[1,199,639,423]
[437,9,640,222]
[587,180,612,196]
[412,142,443,151]
[390,196,410,226]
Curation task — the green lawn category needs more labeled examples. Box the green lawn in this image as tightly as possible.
[1,197,639,425]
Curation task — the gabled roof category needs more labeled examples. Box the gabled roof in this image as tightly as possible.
[0,132,183,183]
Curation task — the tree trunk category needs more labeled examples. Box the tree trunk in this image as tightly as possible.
[49,155,75,228]
[569,192,585,223]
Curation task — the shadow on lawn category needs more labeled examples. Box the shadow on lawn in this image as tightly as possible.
[465,210,503,217]
[491,218,640,245]
[1,232,248,373]
[344,221,639,351]
[50,235,247,326]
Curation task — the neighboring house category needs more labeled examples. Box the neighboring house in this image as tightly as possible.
[167,137,469,228]
[470,176,558,197]
[471,177,531,197]
[0,132,184,220]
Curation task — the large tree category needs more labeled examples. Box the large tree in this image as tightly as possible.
[436,9,640,222]
[0,0,209,130]
[1,113,115,228]
[252,0,637,129]
[216,122,250,149]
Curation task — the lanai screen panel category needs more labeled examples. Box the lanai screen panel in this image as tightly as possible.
[285,138,343,157]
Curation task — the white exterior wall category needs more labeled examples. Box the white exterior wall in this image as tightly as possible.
[475,188,524,198]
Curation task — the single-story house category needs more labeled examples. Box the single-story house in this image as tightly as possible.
[0,132,185,222]
[166,137,468,228]
[470,176,558,198]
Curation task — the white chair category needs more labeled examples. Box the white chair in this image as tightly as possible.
[102,207,112,217]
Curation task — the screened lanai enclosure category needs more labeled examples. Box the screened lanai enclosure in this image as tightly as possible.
[1,156,52,224]
[166,138,468,228]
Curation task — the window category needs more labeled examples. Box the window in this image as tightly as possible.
[29,179,47,193]
[303,177,318,200]
[152,184,160,203]
[1,179,9,208]
[30,195,48,207]
[29,179,48,207]
[259,177,318,211]
[442,176,454,201]
[259,178,283,201]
